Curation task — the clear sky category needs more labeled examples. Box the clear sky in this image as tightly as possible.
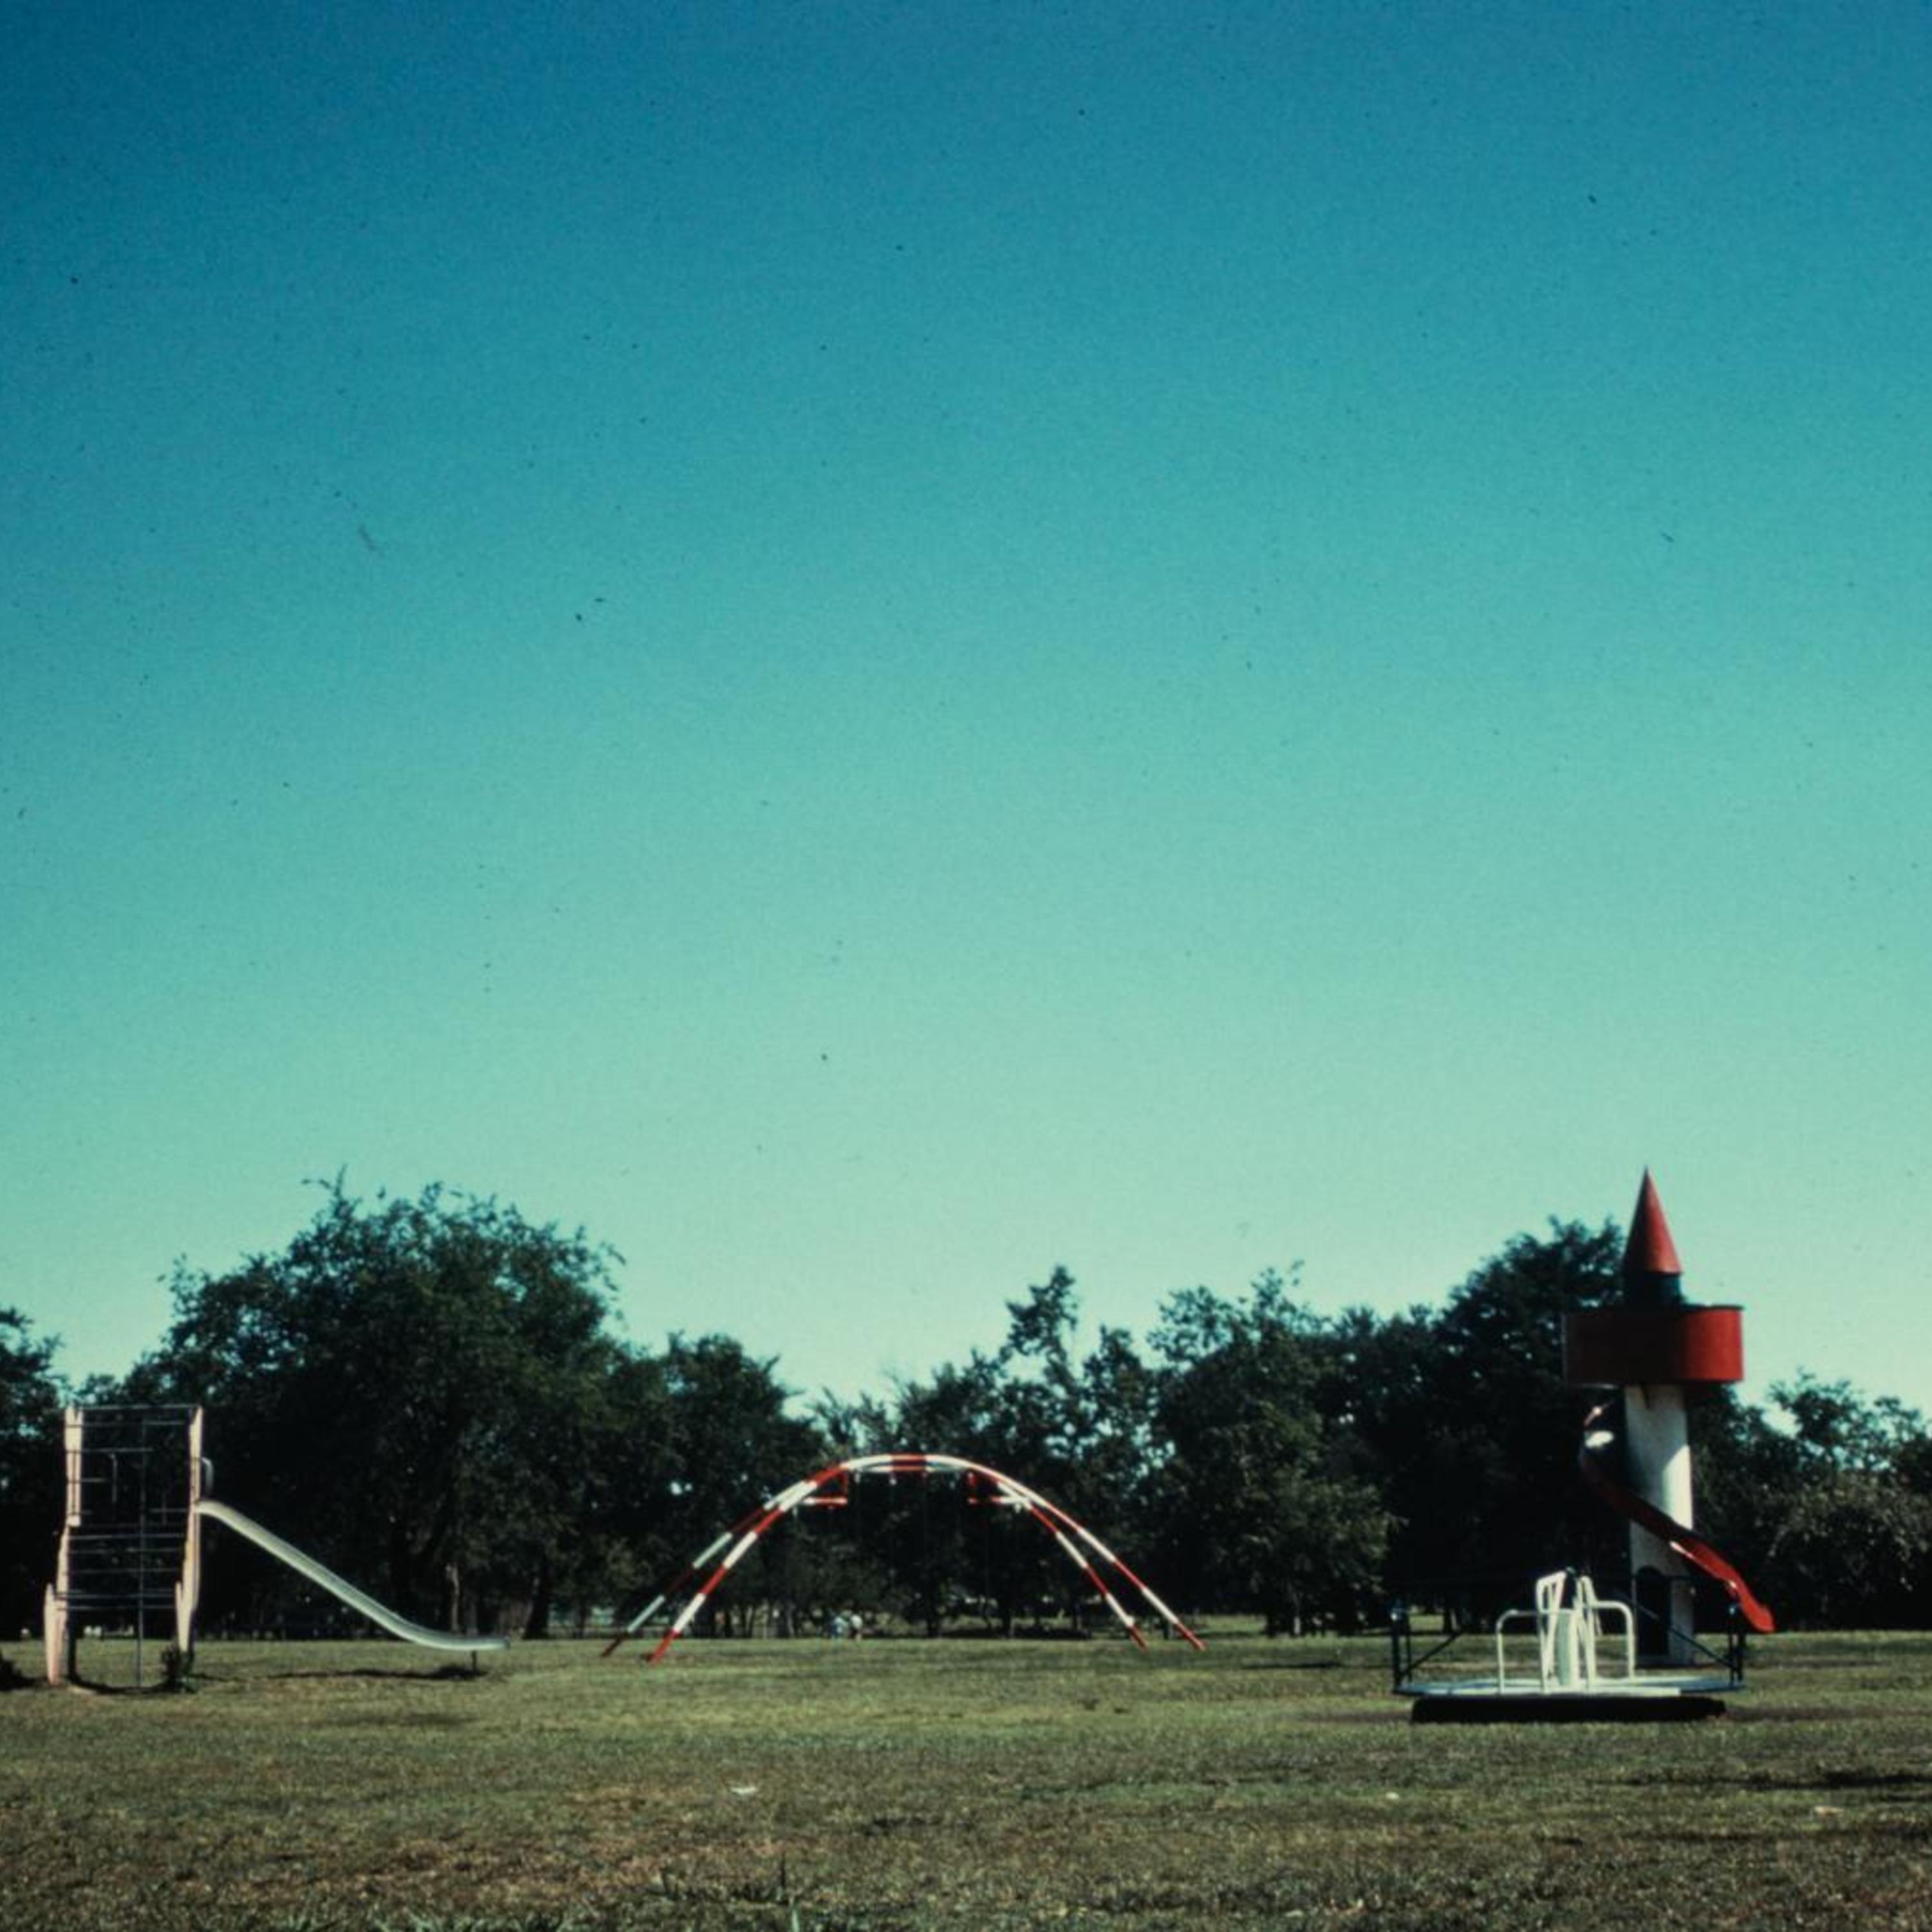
[6,3,1930,1425]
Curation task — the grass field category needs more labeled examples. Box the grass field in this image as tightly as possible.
[3,1628,1931,1930]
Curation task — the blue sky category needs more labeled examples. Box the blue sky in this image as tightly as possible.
[6,2,1930,1425]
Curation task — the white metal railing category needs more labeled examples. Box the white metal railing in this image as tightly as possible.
[1493,1571,1635,1691]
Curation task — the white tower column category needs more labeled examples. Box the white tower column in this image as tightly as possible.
[1624,1382,1696,1665]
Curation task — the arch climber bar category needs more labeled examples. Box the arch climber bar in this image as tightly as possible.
[609,1452,1206,1665]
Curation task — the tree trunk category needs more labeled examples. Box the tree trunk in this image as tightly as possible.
[524,1550,554,1640]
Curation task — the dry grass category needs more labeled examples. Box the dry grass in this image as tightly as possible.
[2,1629,1930,1929]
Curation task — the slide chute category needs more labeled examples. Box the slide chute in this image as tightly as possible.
[1578,1422,1775,1634]
[197,1500,509,1653]
[609,1451,1204,1664]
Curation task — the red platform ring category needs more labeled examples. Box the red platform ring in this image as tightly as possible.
[1562,1304,1744,1387]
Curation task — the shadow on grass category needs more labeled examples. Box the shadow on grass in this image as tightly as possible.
[196,1662,489,1684]
[51,1681,184,1699]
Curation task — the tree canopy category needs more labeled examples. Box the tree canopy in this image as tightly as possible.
[120,1181,800,1638]
[21,1188,1932,1640]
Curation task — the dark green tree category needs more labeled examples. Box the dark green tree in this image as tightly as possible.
[0,1310,63,1645]
[578,1349,680,1633]
[1150,1272,1390,1632]
[650,1334,823,1636]
[816,1271,1168,1636]
[128,1181,627,1635]
[849,1356,1010,1633]
[1349,1222,1624,1618]
[1733,1376,1932,1627]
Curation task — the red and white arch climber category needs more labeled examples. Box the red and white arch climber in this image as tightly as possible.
[607,1452,1206,1664]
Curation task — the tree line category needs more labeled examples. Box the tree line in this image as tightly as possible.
[4,1181,1929,1642]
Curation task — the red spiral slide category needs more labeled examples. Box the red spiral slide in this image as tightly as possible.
[1578,1420,1776,1634]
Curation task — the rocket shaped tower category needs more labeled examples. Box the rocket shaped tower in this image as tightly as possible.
[1563,1172,1771,1661]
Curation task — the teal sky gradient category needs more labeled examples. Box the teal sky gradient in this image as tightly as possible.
[6,3,1931,1418]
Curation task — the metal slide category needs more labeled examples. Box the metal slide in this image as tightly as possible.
[196,1500,509,1653]
[1578,1435,1776,1634]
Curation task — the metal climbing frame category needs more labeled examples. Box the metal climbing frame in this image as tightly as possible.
[44,1405,203,1687]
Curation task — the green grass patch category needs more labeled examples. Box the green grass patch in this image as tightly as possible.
[3,1631,1931,1928]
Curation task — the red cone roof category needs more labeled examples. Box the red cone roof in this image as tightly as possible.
[1622,1169,1683,1279]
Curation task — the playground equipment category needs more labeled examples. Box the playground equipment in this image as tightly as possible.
[1492,1571,1634,1691]
[43,1405,201,1687]
[1394,1171,1772,1719]
[1577,1408,1776,1638]
[193,1502,511,1653]
[609,1451,1205,1664]
[1394,1567,1744,1721]
[1564,1170,1776,1654]
[43,1405,506,1683]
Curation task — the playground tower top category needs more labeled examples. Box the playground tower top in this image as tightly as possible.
[1562,1171,1745,1389]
